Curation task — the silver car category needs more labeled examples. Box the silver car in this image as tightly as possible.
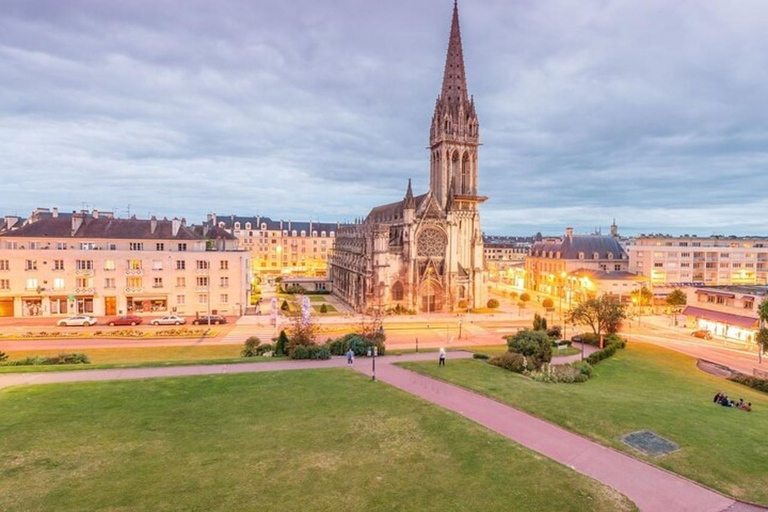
[57,315,98,327]
[150,315,186,326]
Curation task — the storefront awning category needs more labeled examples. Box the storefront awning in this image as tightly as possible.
[682,306,758,329]
[694,290,735,299]
[741,295,755,301]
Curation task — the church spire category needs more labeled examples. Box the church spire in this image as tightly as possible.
[440,0,468,104]
[404,179,415,209]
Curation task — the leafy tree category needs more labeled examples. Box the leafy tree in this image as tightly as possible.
[0,350,7,362]
[759,298,768,325]
[758,299,768,362]
[666,288,687,325]
[756,328,768,358]
[286,310,320,355]
[520,293,531,303]
[569,296,626,337]
[505,330,552,369]
[509,291,519,300]
[532,313,548,331]
[274,330,289,356]
[241,336,261,357]
[542,298,554,309]
[631,287,653,307]
[487,298,500,309]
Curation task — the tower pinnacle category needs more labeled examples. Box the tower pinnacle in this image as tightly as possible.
[440,0,468,104]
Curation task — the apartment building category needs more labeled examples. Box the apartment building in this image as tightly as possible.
[484,236,531,271]
[0,210,249,318]
[682,285,766,344]
[628,236,768,287]
[206,214,340,279]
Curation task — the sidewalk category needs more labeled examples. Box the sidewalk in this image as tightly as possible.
[0,353,760,512]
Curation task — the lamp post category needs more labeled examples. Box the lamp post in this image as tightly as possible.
[367,345,378,381]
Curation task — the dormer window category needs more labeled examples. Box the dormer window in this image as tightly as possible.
[556,251,561,259]
[312,231,318,237]
[579,252,585,260]
[321,231,327,238]
[234,222,241,230]
[282,230,288,236]
[292,230,297,237]
[593,252,600,260]
[301,230,306,237]
[261,223,267,230]
[218,222,225,228]
[330,231,335,238]
[607,253,614,260]
[245,222,251,230]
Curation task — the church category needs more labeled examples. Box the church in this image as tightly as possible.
[329,1,487,314]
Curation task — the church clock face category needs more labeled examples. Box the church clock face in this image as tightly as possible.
[417,228,446,257]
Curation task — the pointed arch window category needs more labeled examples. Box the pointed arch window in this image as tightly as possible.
[391,281,404,301]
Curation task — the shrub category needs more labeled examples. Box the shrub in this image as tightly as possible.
[241,336,261,357]
[291,345,310,360]
[489,352,528,373]
[505,330,552,370]
[311,347,331,360]
[585,337,626,365]
[0,351,7,362]
[473,353,489,360]
[509,291,519,300]
[319,304,328,314]
[728,373,768,394]
[487,298,500,309]
[542,298,554,309]
[520,293,531,302]
[533,313,547,331]
[529,363,590,383]
[570,360,593,378]
[255,343,274,356]
[547,326,562,339]
[274,330,289,356]
[6,353,90,366]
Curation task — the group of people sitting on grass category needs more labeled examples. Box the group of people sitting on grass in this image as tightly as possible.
[713,391,752,412]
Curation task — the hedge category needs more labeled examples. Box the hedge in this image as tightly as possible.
[728,373,768,394]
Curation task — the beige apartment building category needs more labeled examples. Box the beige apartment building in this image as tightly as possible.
[206,214,340,280]
[0,210,249,319]
[682,285,765,345]
[628,236,768,287]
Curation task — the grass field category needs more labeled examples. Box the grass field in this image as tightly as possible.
[400,342,768,504]
[0,345,283,373]
[0,370,635,511]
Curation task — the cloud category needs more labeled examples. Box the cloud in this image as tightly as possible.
[0,0,766,235]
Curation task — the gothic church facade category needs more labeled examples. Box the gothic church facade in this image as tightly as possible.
[330,2,487,313]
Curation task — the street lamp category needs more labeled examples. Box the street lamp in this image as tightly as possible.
[367,345,378,381]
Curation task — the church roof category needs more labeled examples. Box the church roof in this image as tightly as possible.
[367,193,428,223]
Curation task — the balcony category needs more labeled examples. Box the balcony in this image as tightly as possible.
[75,288,94,294]
[195,286,208,292]
[125,287,143,294]
[195,268,210,275]
[125,268,143,275]
[75,269,94,276]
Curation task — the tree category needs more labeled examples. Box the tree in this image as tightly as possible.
[756,328,768,361]
[631,287,653,307]
[665,289,687,326]
[319,303,328,314]
[532,313,548,331]
[520,293,531,303]
[505,330,552,369]
[542,298,554,309]
[758,299,768,363]
[570,296,626,337]
[274,330,289,356]
[487,298,500,309]
[286,310,320,355]
[241,336,261,357]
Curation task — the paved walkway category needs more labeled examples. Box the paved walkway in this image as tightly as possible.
[0,353,762,512]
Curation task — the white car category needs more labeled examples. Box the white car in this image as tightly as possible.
[150,315,186,326]
[57,315,98,327]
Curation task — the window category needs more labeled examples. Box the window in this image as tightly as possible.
[744,300,754,310]
[156,243,165,251]
[176,260,186,270]
[76,277,93,289]
[198,293,208,304]
[76,260,93,270]
[53,260,64,270]
[220,294,229,303]
[654,263,664,268]
[25,260,37,271]
[152,260,163,270]
[177,294,186,305]
[53,278,65,290]
[197,277,209,287]
[178,243,187,252]
[220,260,229,270]
[153,277,163,288]
[220,276,229,287]
[104,278,116,289]
[0,260,8,271]
[107,243,117,251]
[0,279,9,290]
[578,252,585,260]
[129,242,144,251]
[5,241,17,250]
[614,264,622,271]
[126,277,142,289]
[79,242,96,250]
[128,260,142,270]
[25,278,38,290]
[196,260,210,270]
[56,242,67,250]
[104,259,115,271]
[176,277,186,288]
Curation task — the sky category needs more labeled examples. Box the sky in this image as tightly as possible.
[1,0,767,237]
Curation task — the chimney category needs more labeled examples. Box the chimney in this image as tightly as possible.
[52,207,58,218]
[150,215,157,234]
[172,217,181,237]
[181,217,186,227]
[565,227,573,240]
[92,209,99,219]
[71,213,84,235]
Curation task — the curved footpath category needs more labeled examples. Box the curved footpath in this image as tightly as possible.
[0,353,762,512]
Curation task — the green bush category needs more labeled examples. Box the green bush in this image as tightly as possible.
[6,353,90,366]
[274,330,289,356]
[487,298,500,309]
[291,345,310,360]
[547,326,562,339]
[505,330,552,370]
[319,304,328,314]
[0,351,7,362]
[570,360,593,378]
[473,353,490,360]
[533,313,547,331]
[489,352,529,373]
[255,343,274,356]
[241,336,261,357]
[585,337,626,365]
[529,363,590,383]
[728,373,768,394]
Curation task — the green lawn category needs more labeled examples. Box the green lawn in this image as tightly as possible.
[312,304,337,313]
[0,370,634,511]
[400,342,768,504]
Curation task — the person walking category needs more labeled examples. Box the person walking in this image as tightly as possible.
[346,348,354,367]
[439,347,446,367]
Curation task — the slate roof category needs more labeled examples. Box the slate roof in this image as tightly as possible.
[531,235,627,260]
[367,193,428,223]
[570,268,645,281]
[0,217,202,240]
[209,215,339,233]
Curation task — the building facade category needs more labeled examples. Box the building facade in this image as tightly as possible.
[0,210,249,318]
[525,228,636,301]
[682,285,766,345]
[330,2,487,313]
[206,214,339,279]
[628,236,768,287]
[484,236,531,270]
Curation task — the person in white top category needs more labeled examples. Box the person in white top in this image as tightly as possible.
[439,347,446,366]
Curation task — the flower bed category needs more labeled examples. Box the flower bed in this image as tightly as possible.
[0,328,218,340]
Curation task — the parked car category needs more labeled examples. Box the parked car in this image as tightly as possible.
[570,334,585,343]
[193,315,227,325]
[106,315,143,327]
[691,329,713,340]
[57,315,98,327]
[149,315,186,326]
